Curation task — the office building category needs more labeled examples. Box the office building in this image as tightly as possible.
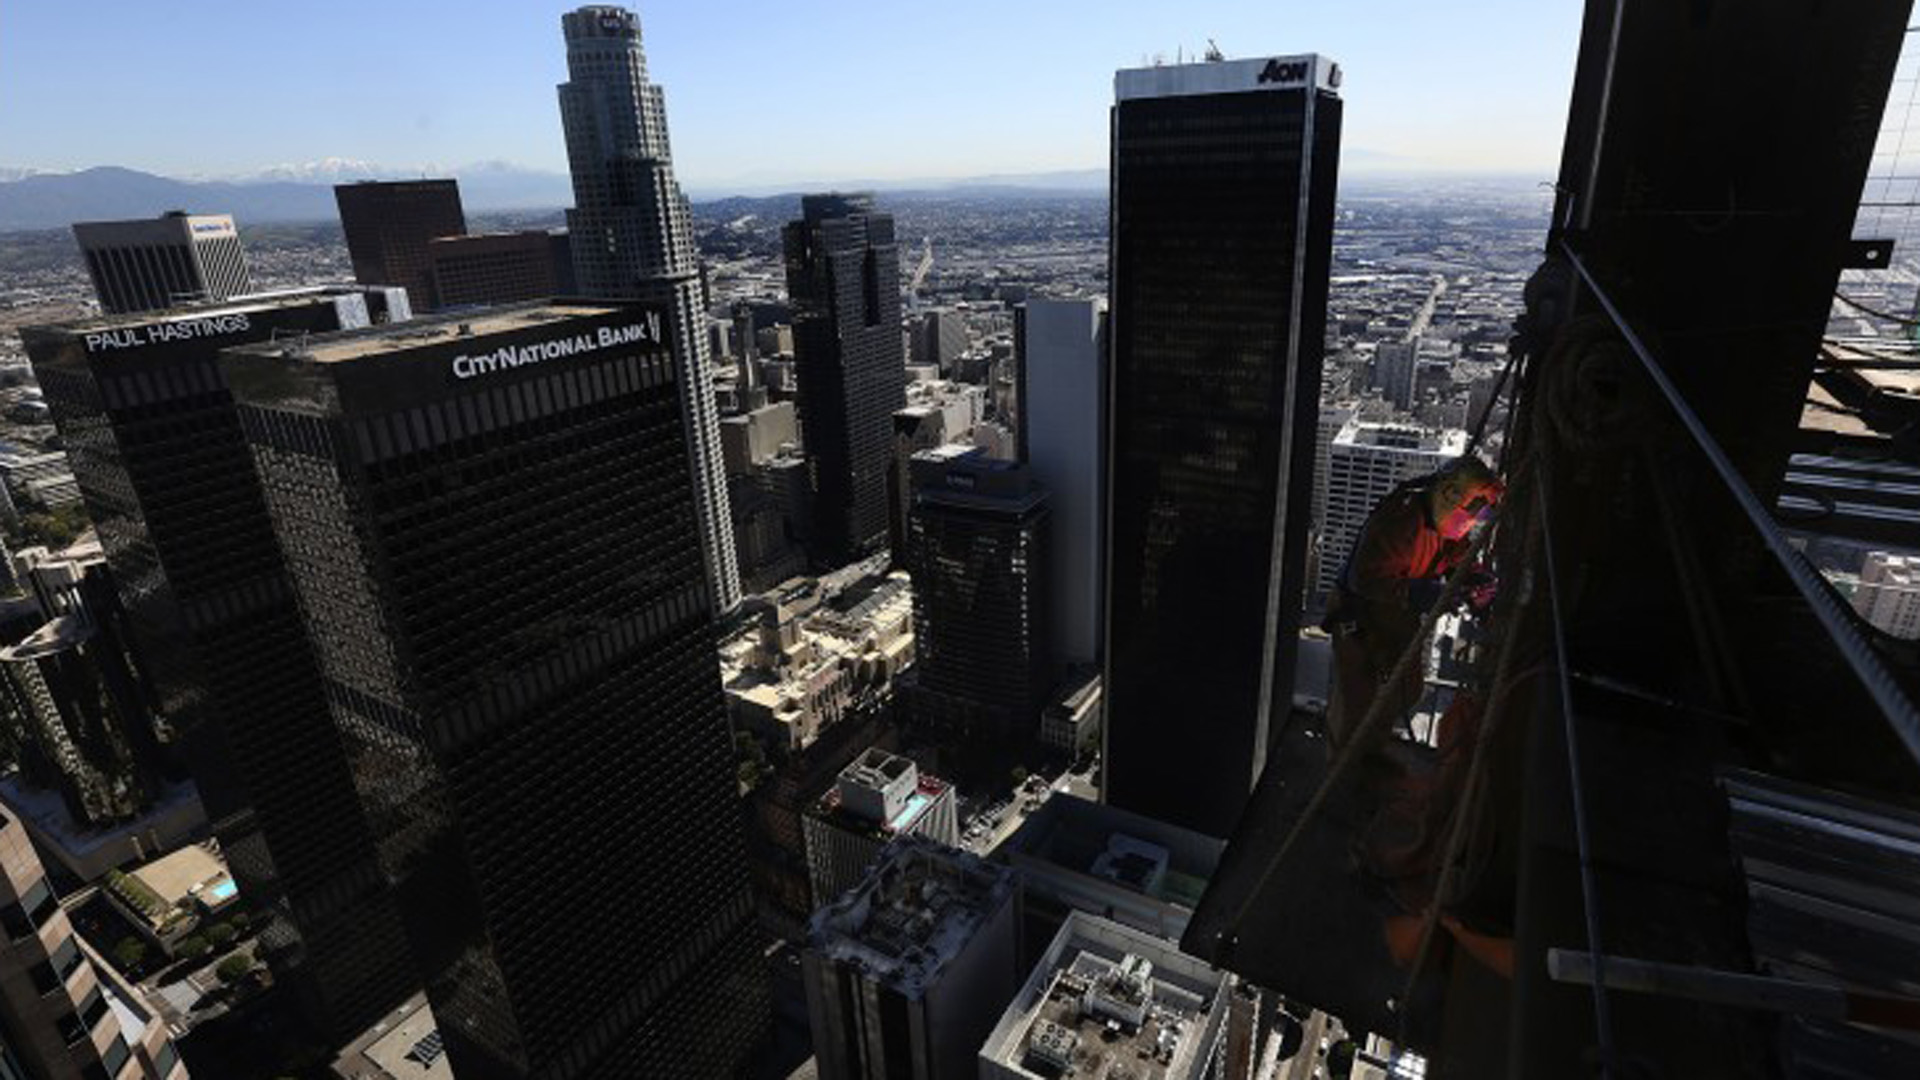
[1104,54,1343,836]
[1316,421,1466,597]
[906,447,1053,738]
[803,837,1017,1080]
[21,291,419,1042]
[0,808,185,1079]
[72,212,253,315]
[334,180,468,311]
[559,4,739,611]
[426,230,574,310]
[1038,668,1102,758]
[220,302,767,1079]
[978,911,1231,1080]
[802,748,958,904]
[1854,551,1920,638]
[1017,299,1106,666]
[1313,404,1357,533]
[0,541,166,828]
[1374,338,1418,411]
[785,193,910,566]
[720,400,799,476]
[887,378,987,555]
[911,309,970,371]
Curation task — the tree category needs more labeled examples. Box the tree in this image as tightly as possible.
[174,935,211,963]
[111,937,147,971]
[206,923,237,949]
[1011,767,1030,789]
[214,954,251,986]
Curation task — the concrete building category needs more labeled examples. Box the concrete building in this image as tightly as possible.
[1105,55,1343,837]
[334,180,468,313]
[0,451,76,512]
[802,747,958,904]
[911,309,970,371]
[978,911,1232,1080]
[998,794,1225,954]
[100,841,237,959]
[72,212,252,315]
[1018,299,1106,667]
[721,400,800,476]
[0,808,185,1078]
[1316,420,1467,597]
[887,378,987,554]
[803,838,1018,1080]
[1854,550,1920,638]
[1313,403,1358,533]
[560,4,739,612]
[1374,338,1419,411]
[330,993,453,1080]
[425,230,573,310]
[905,448,1053,739]
[1038,669,1102,758]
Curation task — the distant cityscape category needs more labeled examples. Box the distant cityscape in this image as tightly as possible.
[0,4,1916,1080]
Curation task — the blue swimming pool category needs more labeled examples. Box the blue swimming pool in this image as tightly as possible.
[205,878,237,903]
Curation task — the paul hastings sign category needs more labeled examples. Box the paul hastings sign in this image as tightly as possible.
[449,311,664,381]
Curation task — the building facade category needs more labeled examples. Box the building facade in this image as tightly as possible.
[802,748,958,905]
[220,303,767,1080]
[71,213,252,315]
[334,180,469,312]
[803,838,1017,1080]
[21,292,419,1042]
[1017,299,1106,667]
[785,193,909,566]
[1104,55,1343,836]
[0,809,184,1079]
[558,4,739,611]
[905,448,1053,739]
[1854,550,1920,639]
[426,231,572,310]
[1316,421,1466,597]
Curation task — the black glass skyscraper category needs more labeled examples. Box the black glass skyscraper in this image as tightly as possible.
[20,291,419,1040]
[219,303,768,1080]
[1103,56,1343,837]
[785,193,908,566]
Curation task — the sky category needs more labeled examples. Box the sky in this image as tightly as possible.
[0,0,1583,191]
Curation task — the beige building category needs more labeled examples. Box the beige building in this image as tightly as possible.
[0,808,185,1078]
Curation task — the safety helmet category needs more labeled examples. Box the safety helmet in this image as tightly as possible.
[1431,456,1503,537]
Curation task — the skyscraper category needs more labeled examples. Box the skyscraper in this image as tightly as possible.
[72,213,252,315]
[427,230,575,310]
[219,302,768,1079]
[558,5,740,611]
[906,447,1054,739]
[1373,337,1418,412]
[785,193,909,566]
[0,808,186,1079]
[1104,55,1343,837]
[20,291,419,1042]
[334,179,468,311]
[1018,298,1107,667]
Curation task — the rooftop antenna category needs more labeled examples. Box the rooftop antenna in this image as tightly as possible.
[1205,39,1226,62]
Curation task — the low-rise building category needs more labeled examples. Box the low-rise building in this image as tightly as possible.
[802,748,957,904]
[979,910,1232,1080]
[1039,668,1101,758]
[331,992,453,1080]
[102,842,238,958]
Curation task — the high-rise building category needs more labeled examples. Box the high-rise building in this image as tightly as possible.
[912,309,971,371]
[334,180,468,311]
[906,447,1053,739]
[801,747,958,904]
[803,837,1017,1080]
[558,5,739,611]
[977,910,1232,1080]
[0,808,186,1079]
[1104,55,1343,836]
[785,193,909,566]
[1316,421,1466,597]
[72,213,253,315]
[1854,550,1920,638]
[1373,338,1418,411]
[21,291,420,1042]
[426,230,574,310]
[219,302,768,1079]
[1018,299,1107,667]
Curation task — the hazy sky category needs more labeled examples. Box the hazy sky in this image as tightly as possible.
[1,1,1582,189]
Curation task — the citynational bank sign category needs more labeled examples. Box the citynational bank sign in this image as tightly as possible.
[449,312,664,382]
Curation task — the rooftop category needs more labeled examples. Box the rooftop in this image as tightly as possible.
[1002,795,1224,912]
[238,302,621,365]
[808,837,1015,998]
[333,993,454,1080]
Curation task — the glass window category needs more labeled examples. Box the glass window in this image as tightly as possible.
[153,1041,179,1077]
[28,960,59,995]
[78,986,106,1030]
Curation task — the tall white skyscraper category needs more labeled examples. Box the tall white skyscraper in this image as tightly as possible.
[558,5,740,610]
[1317,420,1466,596]
[1018,298,1107,666]
[72,212,253,315]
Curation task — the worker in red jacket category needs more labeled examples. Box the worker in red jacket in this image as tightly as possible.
[1324,456,1503,753]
